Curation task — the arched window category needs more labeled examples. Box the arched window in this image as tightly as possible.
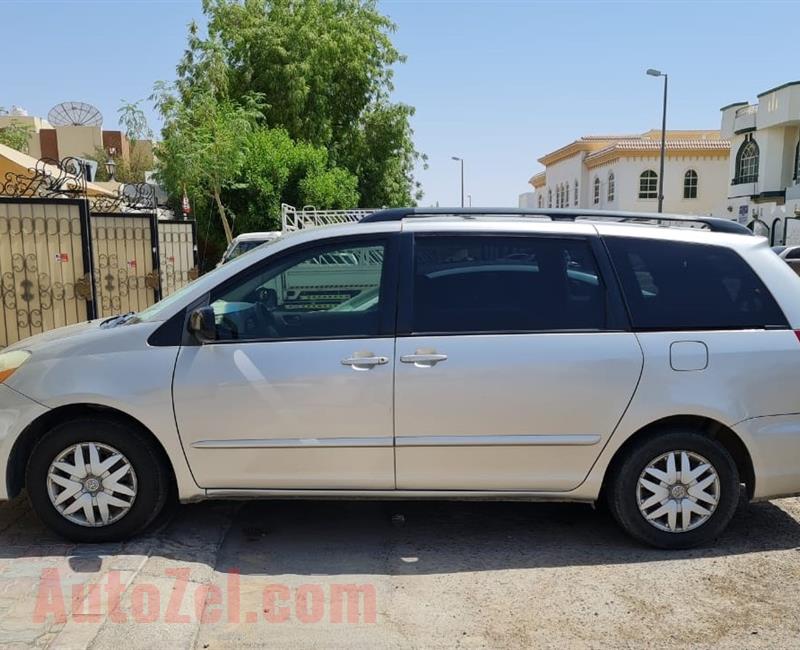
[537,194,543,208]
[794,139,799,181]
[565,182,570,206]
[547,188,552,208]
[574,180,579,206]
[593,177,600,205]
[639,170,658,199]
[734,134,759,184]
[683,169,698,199]
[558,184,563,208]
[607,172,615,202]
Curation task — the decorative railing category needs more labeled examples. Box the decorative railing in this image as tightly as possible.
[0,156,156,212]
[735,105,758,117]
[281,203,377,232]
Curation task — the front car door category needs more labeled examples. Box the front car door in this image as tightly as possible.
[394,224,644,491]
[173,233,399,489]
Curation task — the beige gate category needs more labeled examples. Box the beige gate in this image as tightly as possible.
[157,220,198,297]
[0,198,92,347]
[90,213,160,318]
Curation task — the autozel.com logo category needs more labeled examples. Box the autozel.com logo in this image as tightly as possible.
[34,568,377,625]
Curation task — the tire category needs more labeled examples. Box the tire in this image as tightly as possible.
[606,430,740,549]
[26,416,172,543]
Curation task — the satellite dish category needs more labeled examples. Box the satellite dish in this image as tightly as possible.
[47,102,103,127]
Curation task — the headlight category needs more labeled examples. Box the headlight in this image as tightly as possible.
[0,350,30,383]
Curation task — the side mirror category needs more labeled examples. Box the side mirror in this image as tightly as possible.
[188,306,216,343]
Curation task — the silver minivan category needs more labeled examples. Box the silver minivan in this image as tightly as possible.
[1,208,799,549]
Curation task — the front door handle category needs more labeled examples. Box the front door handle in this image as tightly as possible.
[341,354,389,369]
[400,352,448,367]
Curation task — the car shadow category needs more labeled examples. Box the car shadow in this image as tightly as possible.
[0,495,798,576]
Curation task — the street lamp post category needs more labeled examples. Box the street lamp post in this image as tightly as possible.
[646,68,668,213]
[451,156,464,207]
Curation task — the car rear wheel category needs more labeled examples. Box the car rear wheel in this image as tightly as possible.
[607,430,740,549]
[26,416,172,542]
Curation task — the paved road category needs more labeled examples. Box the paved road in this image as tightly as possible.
[0,494,799,649]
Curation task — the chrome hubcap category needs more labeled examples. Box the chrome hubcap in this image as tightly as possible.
[46,442,137,527]
[637,450,720,533]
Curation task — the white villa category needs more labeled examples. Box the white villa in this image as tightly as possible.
[523,130,731,217]
[720,81,800,241]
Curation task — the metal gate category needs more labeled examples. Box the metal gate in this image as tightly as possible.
[89,213,161,318]
[0,198,93,347]
[157,220,198,297]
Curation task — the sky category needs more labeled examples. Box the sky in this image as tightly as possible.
[1,0,799,207]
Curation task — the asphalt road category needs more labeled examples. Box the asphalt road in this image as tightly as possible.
[0,493,799,649]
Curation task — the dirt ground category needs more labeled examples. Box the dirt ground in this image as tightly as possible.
[0,493,799,649]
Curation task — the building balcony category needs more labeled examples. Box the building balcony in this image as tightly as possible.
[733,105,757,133]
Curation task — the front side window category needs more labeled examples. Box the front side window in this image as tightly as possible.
[593,177,600,205]
[411,235,607,334]
[607,172,615,202]
[639,170,658,199]
[684,169,698,199]
[734,135,759,184]
[209,239,388,341]
[606,237,787,330]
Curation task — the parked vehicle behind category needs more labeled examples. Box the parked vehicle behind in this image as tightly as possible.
[218,231,281,265]
[773,244,800,276]
[1,208,799,549]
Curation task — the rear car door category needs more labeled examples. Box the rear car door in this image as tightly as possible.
[172,234,399,489]
[394,227,643,491]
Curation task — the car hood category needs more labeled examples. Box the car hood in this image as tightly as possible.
[3,319,105,353]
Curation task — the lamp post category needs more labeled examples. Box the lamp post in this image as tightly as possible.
[646,68,668,213]
[451,156,464,207]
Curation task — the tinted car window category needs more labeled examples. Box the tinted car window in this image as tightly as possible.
[606,237,787,330]
[210,240,386,340]
[412,236,606,334]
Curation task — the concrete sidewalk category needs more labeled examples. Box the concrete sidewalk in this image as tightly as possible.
[0,495,799,648]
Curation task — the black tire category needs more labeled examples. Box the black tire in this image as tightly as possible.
[606,430,740,549]
[26,416,172,543]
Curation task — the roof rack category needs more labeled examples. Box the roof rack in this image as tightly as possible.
[360,207,753,236]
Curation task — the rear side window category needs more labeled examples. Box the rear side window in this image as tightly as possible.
[411,235,607,334]
[606,237,788,330]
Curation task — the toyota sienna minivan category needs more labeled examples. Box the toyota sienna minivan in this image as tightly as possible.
[1,208,799,549]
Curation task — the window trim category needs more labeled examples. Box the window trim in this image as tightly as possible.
[395,231,631,337]
[683,168,698,199]
[639,170,658,200]
[733,134,759,185]
[183,232,401,346]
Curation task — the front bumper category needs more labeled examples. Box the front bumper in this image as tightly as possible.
[0,385,49,500]
[734,414,800,500]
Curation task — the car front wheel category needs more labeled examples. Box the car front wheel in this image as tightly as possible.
[607,430,740,549]
[26,416,171,542]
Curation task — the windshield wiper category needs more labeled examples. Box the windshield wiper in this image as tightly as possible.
[100,311,136,328]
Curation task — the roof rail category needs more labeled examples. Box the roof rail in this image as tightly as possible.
[360,207,753,236]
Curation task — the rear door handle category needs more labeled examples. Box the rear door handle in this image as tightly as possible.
[400,353,448,366]
[341,355,389,369]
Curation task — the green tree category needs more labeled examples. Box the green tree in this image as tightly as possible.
[173,0,423,207]
[155,90,262,244]
[0,108,33,154]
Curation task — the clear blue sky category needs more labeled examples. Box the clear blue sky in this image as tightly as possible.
[1,0,799,207]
